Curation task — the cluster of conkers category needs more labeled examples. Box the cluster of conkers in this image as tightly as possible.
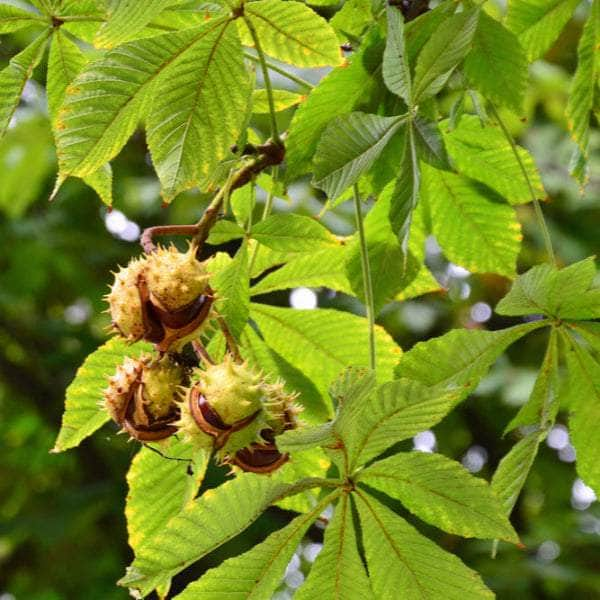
[101,243,300,473]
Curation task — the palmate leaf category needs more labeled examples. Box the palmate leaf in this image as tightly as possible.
[504,328,559,432]
[383,4,411,103]
[251,214,339,252]
[442,115,544,205]
[94,0,175,48]
[285,29,383,181]
[240,0,342,68]
[506,0,580,61]
[173,490,341,599]
[47,30,113,205]
[357,452,518,542]
[121,473,326,596]
[55,16,247,196]
[313,112,406,199]
[421,164,522,277]
[463,11,527,114]
[395,321,547,400]
[296,493,374,600]
[52,337,153,452]
[563,338,600,494]
[355,492,494,600]
[565,0,600,184]
[0,30,50,140]
[336,379,458,470]
[147,19,250,202]
[491,431,542,515]
[411,8,478,102]
[250,304,401,392]
[0,2,47,34]
[496,257,600,319]
[250,246,353,297]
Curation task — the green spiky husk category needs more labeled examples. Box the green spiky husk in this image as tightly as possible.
[106,257,147,342]
[144,244,211,312]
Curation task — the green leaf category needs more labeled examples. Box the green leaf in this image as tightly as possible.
[355,492,494,599]
[147,20,250,202]
[566,0,600,184]
[396,200,441,300]
[395,322,546,400]
[250,246,353,297]
[442,115,545,205]
[569,321,600,355]
[240,326,329,422]
[506,0,580,61]
[412,9,478,102]
[404,1,455,64]
[313,112,406,199]
[330,0,372,41]
[421,164,521,277]
[285,31,383,181]
[505,328,559,432]
[337,379,458,470]
[564,339,600,494]
[412,115,450,170]
[95,0,175,48]
[240,0,342,67]
[358,451,518,542]
[206,219,245,244]
[126,439,205,561]
[211,243,249,339]
[491,431,542,515]
[0,2,47,34]
[345,187,419,313]
[52,337,152,452]
[251,213,339,252]
[0,31,49,141]
[56,19,243,183]
[388,122,420,252]
[383,4,411,103]
[277,422,336,454]
[173,490,341,600]
[252,88,303,113]
[47,29,86,121]
[296,493,374,600]
[496,258,600,319]
[47,30,113,205]
[230,184,255,228]
[81,162,114,206]
[250,304,402,393]
[463,11,527,114]
[329,366,376,415]
[121,474,325,595]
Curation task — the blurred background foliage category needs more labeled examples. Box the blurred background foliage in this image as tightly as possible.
[1,1,599,599]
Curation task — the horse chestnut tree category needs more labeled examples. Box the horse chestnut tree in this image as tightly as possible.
[1,0,598,597]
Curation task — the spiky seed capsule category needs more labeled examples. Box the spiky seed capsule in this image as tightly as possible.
[103,354,185,442]
[178,355,302,472]
[104,355,145,424]
[106,258,147,342]
[106,245,215,351]
[144,245,211,313]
